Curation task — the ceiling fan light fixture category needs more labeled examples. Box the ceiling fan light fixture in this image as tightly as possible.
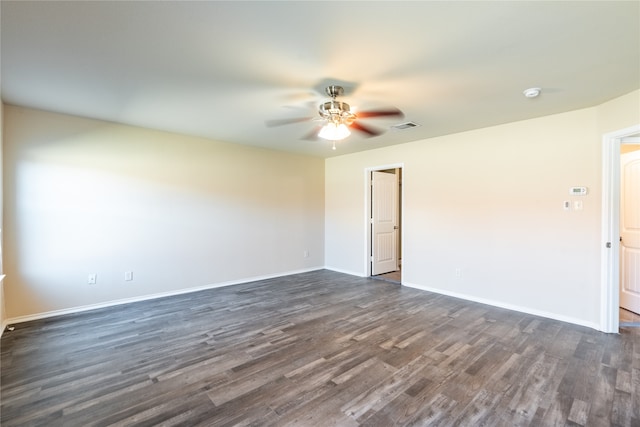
[266,85,402,147]
[318,122,351,141]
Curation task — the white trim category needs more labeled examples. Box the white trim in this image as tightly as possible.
[621,136,640,144]
[4,267,324,326]
[364,163,404,277]
[403,281,600,331]
[600,124,640,333]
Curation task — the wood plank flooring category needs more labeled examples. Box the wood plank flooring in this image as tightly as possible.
[372,270,401,284]
[1,270,639,426]
[620,308,640,325]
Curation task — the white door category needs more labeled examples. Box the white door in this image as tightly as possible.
[620,150,640,314]
[371,171,398,275]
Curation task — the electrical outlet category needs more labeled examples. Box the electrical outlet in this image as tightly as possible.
[455,268,462,278]
[125,271,133,281]
[303,250,309,258]
[88,274,97,285]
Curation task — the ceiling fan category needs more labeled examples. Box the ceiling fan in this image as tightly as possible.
[267,85,404,149]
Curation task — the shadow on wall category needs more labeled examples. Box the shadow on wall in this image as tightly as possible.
[4,106,325,318]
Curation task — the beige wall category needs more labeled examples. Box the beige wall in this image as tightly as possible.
[3,89,638,326]
[621,144,640,154]
[3,105,325,319]
[325,90,640,329]
[597,90,640,136]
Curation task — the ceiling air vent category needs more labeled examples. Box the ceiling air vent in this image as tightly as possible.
[391,122,420,130]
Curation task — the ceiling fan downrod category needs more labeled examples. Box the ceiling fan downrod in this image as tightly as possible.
[325,85,344,99]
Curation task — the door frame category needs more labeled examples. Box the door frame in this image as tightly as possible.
[365,163,404,277]
[601,124,640,333]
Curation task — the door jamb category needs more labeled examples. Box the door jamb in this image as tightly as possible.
[365,163,404,277]
[601,124,640,333]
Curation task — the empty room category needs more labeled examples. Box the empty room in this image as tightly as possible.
[1,1,639,426]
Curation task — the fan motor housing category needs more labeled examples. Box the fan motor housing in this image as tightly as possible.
[319,100,356,123]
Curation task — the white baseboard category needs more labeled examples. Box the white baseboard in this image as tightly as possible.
[402,281,601,331]
[5,267,325,326]
[4,269,602,333]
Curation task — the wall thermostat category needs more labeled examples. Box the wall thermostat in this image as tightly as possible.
[569,187,588,196]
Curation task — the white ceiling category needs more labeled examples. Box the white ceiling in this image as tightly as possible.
[1,1,639,158]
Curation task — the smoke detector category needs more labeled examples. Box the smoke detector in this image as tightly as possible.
[523,87,541,98]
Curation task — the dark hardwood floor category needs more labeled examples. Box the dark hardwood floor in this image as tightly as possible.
[372,269,401,284]
[620,308,640,326]
[1,270,638,426]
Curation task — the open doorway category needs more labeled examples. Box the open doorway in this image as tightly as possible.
[366,165,403,284]
[619,140,640,326]
[601,124,640,332]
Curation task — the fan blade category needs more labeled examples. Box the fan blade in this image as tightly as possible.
[350,121,382,137]
[280,91,317,102]
[265,117,313,127]
[356,108,404,119]
[302,126,322,141]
